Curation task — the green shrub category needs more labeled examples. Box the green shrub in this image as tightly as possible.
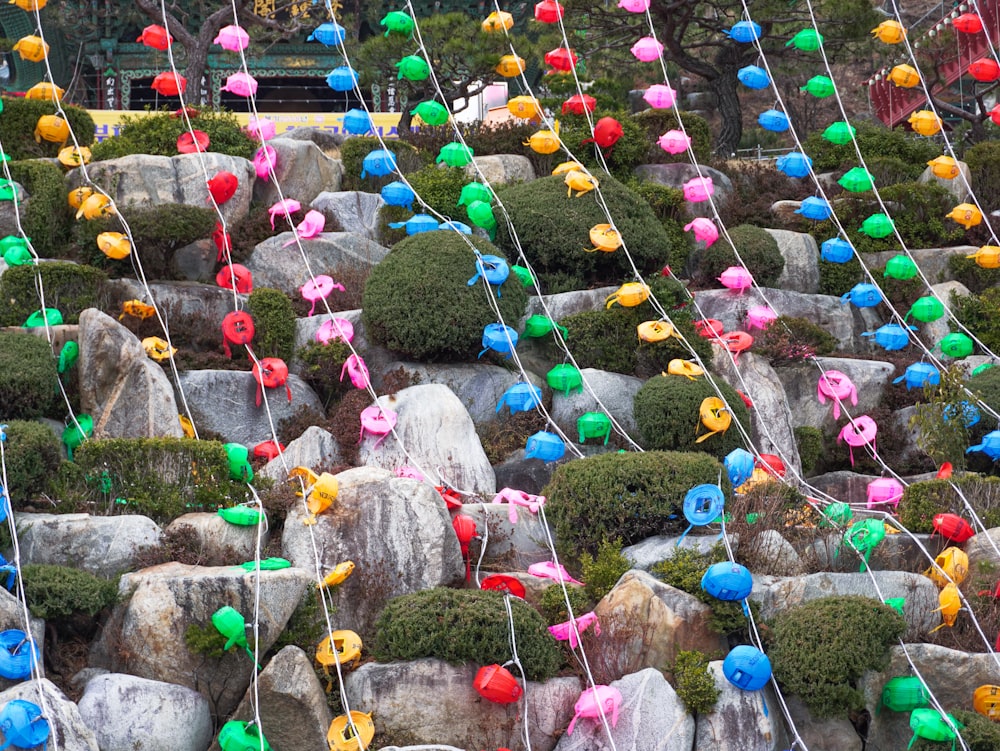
[0,332,60,419]
[543,450,728,558]
[801,120,939,172]
[0,97,95,161]
[753,316,839,364]
[72,437,251,521]
[966,140,1000,217]
[953,287,1000,355]
[633,108,712,164]
[246,287,297,362]
[372,587,562,681]
[90,108,256,161]
[672,650,720,716]
[558,110,650,181]
[340,136,425,192]
[650,544,748,635]
[864,155,926,186]
[73,203,216,280]
[579,538,631,601]
[405,164,470,221]
[633,373,752,460]
[362,233,527,361]
[1,420,61,505]
[768,595,907,717]
[795,426,824,476]
[295,340,353,410]
[818,256,863,297]
[537,584,593,625]
[627,180,693,271]
[8,159,73,257]
[948,253,1000,295]
[898,475,1000,533]
[0,262,107,326]
[694,223,784,288]
[715,161,811,230]
[493,173,672,293]
[21,564,118,620]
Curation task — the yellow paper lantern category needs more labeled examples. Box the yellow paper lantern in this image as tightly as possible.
[551,160,583,176]
[142,336,176,362]
[946,203,982,230]
[67,186,93,210]
[967,246,1000,269]
[76,192,115,220]
[12,35,47,62]
[57,146,91,167]
[871,20,906,44]
[10,0,47,10]
[506,95,541,120]
[524,125,561,155]
[34,114,69,145]
[888,64,920,88]
[586,224,621,253]
[495,54,526,78]
[908,110,941,136]
[24,82,64,101]
[96,231,131,260]
[482,10,513,33]
[927,155,959,179]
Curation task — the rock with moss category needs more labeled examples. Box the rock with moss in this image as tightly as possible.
[18,514,161,576]
[695,659,790,749]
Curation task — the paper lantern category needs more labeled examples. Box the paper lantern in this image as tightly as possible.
[968,245,1000,268]
[567,686,622,735]
[24,82,63,101]
[396,55,430,81]
[547,363,583,395]
[974,685,1000,720]
[801,76,835,97]
[214,25,250,51]
[341,109,372,135]
[245,116,276,141]
[306,21,346,46]
[381,181,414,209]
[746,305,777,331]
[685,217,718,247]
[885,254,918,279]
[643,84,676,109]
[617,0,649,10]
[388,213,439,236]
[586,223,622,253]
[970,58,1000,82]
[822,121,856,145]
[863,323,913,351]
[631,36,663,62]
[496,382,543,414]
[719,266,753,293]
[360,149,396,179]
[562,93,597,115]
[380,11,414,37]
[96,232,130,260]
[221,72,257,97]
[137,24,171,50]
[867,477,903,510]
[724,448,756,487]
[496,55,526,77]
[525,127,561,154]
[726,21,761,43]
[723,645,771,691]
[838,167,873,192]
[606,282,650,308]
[524,431,565,462]
[954,13,984,33]
[507,95,541,120]
[940,332,974,358]
[909,110,942,136]
[882,676,928,712]
[933,513,975,543]
[871,20,906,44]
[968,429,1000,459]
[151,72,186,96]
[947,203,982,229]
[737,65,770,90]
[216,264,252,294]
[859,213,894,238]
[796,196,831,220]
[326,65,358,91]
[888,64,920,87]
[578,412,612,444]
[34,115,68,145]
[702,561,753,601]
[482,10,514,32]
[928,155,960,179]
[943,400,980,428]
[776,151,812,178]
[758,109,789,132]
[544,47,577,72]
[328,712,374,751]
[177,130,209,154]
[838,415,878,467]
[13,35,47,62]
[821,237,854,263]
[436,142,474,167]
[817,370,858,420]
[683,176,714,202]
[523,314,567,338]
[893,362,940,390]
[787,28,822,51]
[534,0,564,23]
[907,296,945,322]
[820,501,853,527]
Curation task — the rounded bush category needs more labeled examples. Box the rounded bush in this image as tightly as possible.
[633,373,752,460]
[0,262,107,327]
[2,420,61,505]
[0,332,60,420]
[90,108,255,161]
[695,223,783,288]
[801,120,939,173]
[372,587,562,681]
[898,475,1000,533]
[493,173,672,293]
[626,179,692,271]
[672,650,720,716]
[405,164,470,221]
[543,450,729,558]
[633,108,712,164]
[362,233,527,361]
[953,287,1000,355]
[769,595,906,718]
[0,97,95,161]
[9,160,73,258]
[21,564,118,620]
[246,287,297,362]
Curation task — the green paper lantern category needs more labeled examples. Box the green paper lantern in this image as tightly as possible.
[838,166,873,192]
[22,308,62,329]
[884,254,918,280]
[380,10,414,38]
[939,332,974,358]
[547,363,583,395]
[578,412,612,444]
[973,362,995,376]
[62,413,93,461]
[223,442,254,482]
[823,121,856,145]
[882,675,928,712]
[859,213,894,239]
[787,28,823,51]
[907,296,945,323]
[801,75,835,98]
[2,246,32,266]
[820,501,853,527]
[436,142,474,167]
[885,597,905,617]
[218,721,273,751]
[58,340,79,374]
[410,100,449,126]
[458,182,493,208]
[512,264,535,287]
[396,55,430,81]
[522,314,568,339]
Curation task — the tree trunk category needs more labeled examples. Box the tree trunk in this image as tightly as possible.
[710,73,742,157]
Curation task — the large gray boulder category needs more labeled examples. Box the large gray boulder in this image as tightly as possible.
[174,369,323,446]
[246,232,390,299]
[554,668,695,751]
[78,309,184,440]
[465,154,536,185]
[281,466,464,636]
[524,287,619,321]
[72,153,254,225]
[549,368,643,444]
[783,695,859,751]
[461,502,554,569]
[163,512,268,566]
[16,512,161,576]
[750,571,941,638]
[259,425,343,482]
[695,660,790,751]
[311,191,384,241]
[764,228,820,294]
[77,673,212,751]
[103,279,246,324]
[775,357,896,432]
[252,137,343,206]
[0,679,99,751]
[358,384,496,496]
[92,563,313,719]
[588,570,727,683]
[345,659,579,751]
[214,646,331,751]
[867,246,977,285]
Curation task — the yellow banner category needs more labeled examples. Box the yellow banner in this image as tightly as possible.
[88,110,405,142]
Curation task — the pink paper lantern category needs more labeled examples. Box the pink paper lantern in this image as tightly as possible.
[631,36,664,62]
[684,218,718,247]
[316,317,354,344]
[341,353,370,389]
[656,129,691,155]
[617,0,650,11]
[282,210,326,246]
[816,370,857,420]
[745,305,777,331]
[837,415,878,466]
[246,117,276,141]
[867,477,903,510]
[253,144,277,179]
[642,84,676,109]
[567,686,623,735]
[683,176,714,202]
[719,266,753,293]
[359,404,396,448]
[548,611,600,649]
[221,72,258,97]
[527,561,584,586]
[268,198,301,230]
[214,24,250,52]
[300,274,345,316]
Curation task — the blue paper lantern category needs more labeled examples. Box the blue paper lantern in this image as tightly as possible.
[0,700,48,751]
[726,21,762,42]
[758,109,789,132]
[701,561,753,601]
[388,213,438,235]
[468,253,510,288]
[479,323,518,358]
[524,431,565,462]
[968,430,1000,459]
[776,151,812,178]
[342,108,372,135]
[326,65,358,92]
[380,181,415,209]
[863,323,913,351]
[360,149,397,179]
[893,363,940,390]
[841,283,882,308]
[723,645,772,691]
[496,383,542,415]
[796,196,831,221]
[307,21,346,46]
[724,448,756,488]
[737,65,770,90]
[944,400,980,428]
[0,630,40,680]
[683,484,725,526]
[821,237,854,264]
[440,220,472,234]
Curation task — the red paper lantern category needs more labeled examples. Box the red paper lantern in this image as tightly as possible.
[694,319,724,339]
[544,47,577,73]
[436,485,463,510]
[474,664,522,704]
[453,513,477,581]
[481,574,527,599]
[757,454,786,478]
[137,24,172,50]
[969,58,1000,82]
[933,513,976,543]
[534,0,564,23]
[991,104,1000,126]
[562,94,596,115]
[954,13,984,33]
[253,440,284,461]
[151,71,186,96]
[221,310,255,358]
[215,264,253,294]
[177,130,209,154]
